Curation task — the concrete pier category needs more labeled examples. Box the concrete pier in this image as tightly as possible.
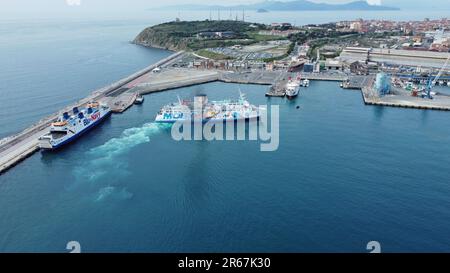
[134,68,220,94]
[302,73,347,82]
[362,86,450,111]
[342,76,372,90]
[3,49,449,174]
[220,71,286,85]
[0,51,185,174]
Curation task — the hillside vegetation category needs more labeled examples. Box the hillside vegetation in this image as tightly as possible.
[133,20,267,51]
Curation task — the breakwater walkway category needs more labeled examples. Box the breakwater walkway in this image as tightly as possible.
[0,51,184,174]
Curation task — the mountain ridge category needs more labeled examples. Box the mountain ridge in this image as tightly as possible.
[157,0,399,11]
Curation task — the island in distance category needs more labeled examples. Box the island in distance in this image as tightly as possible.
[157,0,400,11]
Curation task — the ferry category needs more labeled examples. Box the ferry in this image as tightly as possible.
[285,76,301,99]
[39,102,111,150]
[155,93,260,123]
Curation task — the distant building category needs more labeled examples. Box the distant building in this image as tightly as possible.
[325,59,343,71]
[216,31,236,39]
[197,32,217,39]
[196,31,236,39]
[303,63,314,73]
[350,61,379,75]
[270,23,292,30]
[350,21,363,32]
[350,61,367,75]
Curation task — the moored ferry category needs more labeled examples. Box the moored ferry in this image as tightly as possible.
[155,93,261,123]
[285,75,301,99]
[39,102,111,150]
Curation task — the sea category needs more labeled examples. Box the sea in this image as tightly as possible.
[1,9,450,253]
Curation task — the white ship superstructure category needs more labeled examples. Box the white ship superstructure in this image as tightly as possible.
[155,93,260,123]
[39,102,111,150]
[285,75,301,99]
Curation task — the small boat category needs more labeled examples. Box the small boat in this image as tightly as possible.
[135,95,145,104]
[301,79,310,87]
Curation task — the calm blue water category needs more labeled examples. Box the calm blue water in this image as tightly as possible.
[1,81,450,252]
[2,12,450,253]
[0,19,171,138]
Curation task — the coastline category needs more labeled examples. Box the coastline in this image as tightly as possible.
[0,51,184,174]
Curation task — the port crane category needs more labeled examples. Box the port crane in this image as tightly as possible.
[425,54,450,99]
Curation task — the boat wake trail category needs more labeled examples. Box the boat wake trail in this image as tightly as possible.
[72,122,171,200]
[95,186,133,202]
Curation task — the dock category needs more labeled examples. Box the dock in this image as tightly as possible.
[342,75,372,90]
[302,73,347,82]
[1,55,288,174]
[220,70,286,85]
[3,51,450,174]
[0,51,185,174]
[265,86,286,97]
[133,68,220,94]
[362,86,450,111]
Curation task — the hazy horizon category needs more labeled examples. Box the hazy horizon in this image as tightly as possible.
[1,0,449,13]
[0,0,449,22]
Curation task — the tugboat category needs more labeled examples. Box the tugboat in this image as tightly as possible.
[38,102,111,150]
[135,95,145,105]
[301,79,310,87]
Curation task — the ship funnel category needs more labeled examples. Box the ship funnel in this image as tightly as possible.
[87,108,93,114]
[63,112,70,120]
[194,95,208,106]
[78,112,84,119]
[73,107,79,114]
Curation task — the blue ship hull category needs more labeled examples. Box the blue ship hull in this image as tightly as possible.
[41,111,112,151]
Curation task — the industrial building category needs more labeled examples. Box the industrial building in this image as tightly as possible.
[340,47,450,69]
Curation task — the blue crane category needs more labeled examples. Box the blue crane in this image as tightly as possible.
[425,55,450,99]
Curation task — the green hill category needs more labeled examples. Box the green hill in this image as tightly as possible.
[133,20,267,51]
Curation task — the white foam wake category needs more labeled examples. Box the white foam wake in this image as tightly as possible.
[89,122,169,161]
[72,122,171,193]
[95,186,133,202]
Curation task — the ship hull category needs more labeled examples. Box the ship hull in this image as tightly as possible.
[155,115,260,124]
[286,93,299,100]
[40,110,112,151]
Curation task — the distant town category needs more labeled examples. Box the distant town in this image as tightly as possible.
[133,16,450,109]
[134,17,450,73]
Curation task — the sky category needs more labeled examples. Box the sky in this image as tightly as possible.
[0,0,447,13]
[0,0,401,12]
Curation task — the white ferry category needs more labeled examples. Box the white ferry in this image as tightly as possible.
[285,76,301,99]
[155,93,260,123]
[39,102,111,150]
